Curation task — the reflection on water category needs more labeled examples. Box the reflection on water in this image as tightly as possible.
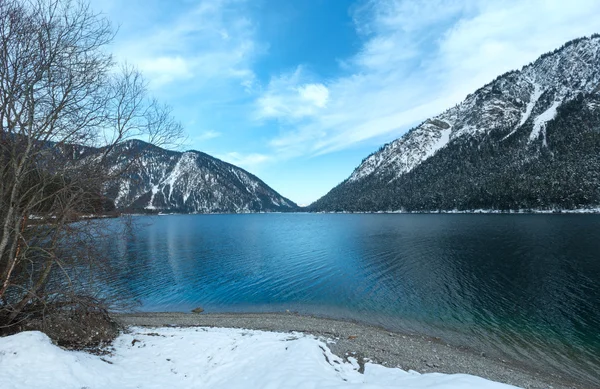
[100,214,600,386]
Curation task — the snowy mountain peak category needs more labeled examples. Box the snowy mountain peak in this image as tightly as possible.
[348,35,600,184]
[313,35,600,212]
[105,140,297,213]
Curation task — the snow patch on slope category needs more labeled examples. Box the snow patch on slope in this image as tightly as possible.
[503,83,543,141]
[349,118,454,182]
[424,128,452,159]
[107,144,296,213]
[0,329,519,389]
[164,152,195,202]
[529,100,562,145]
[147,184,159,210]
[345,36,600,185]
[115,180,130,207]
[519,84,544,128]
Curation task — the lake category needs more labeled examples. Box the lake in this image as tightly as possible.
[101,214,600,386]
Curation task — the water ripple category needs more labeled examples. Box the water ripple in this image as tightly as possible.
[96,214,600,387]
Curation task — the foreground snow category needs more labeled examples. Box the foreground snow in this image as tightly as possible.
[0,327,519,389]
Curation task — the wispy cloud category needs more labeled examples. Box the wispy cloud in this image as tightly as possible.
[255,66,329,121]
[136,56,193,88]
[217,152,272,171]
[105,0,260,92]
[91,0,600,204]
[256,0,600,158]
[194,130,222,142]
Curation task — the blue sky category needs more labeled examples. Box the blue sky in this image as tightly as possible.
[90,0,600,205]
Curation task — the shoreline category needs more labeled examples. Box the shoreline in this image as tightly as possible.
[123,209,600,215]
[115,312,586,389]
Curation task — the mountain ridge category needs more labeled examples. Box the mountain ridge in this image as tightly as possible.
[311,34,600,212]
[102,139,298,213]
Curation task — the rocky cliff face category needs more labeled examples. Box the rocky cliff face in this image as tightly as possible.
[312,35,600,212]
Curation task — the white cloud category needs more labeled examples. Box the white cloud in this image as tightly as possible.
[298,84,329,108]
[217,152,272,170]
[256,0,600,158]
[194,130,221,142]
[434,0,600,91]
[137,56,193,88]
[255,66,330,121]
[105,0,260,91]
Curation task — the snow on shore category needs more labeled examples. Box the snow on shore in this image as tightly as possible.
[0,327,519,389]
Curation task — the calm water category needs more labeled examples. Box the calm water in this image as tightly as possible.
[101,214,600,385]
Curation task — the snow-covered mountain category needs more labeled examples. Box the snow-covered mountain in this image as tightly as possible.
[103,140,297,213]
[312,35,600,212]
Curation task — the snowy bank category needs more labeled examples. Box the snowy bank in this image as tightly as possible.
[0,327,519,389]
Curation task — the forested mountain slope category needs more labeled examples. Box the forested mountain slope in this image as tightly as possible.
[311,35,600,212]
[103,140,297,213]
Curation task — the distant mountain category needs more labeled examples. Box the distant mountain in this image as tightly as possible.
[311,35,600,212]
[103,140,297,213]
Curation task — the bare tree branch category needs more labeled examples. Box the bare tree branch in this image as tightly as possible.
[0,0,184,326]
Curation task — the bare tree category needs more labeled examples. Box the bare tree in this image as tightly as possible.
[0,0,183,334]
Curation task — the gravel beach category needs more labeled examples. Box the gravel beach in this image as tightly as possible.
[115,312,587,389]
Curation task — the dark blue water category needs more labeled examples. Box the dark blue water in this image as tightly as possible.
[101,214,600,385]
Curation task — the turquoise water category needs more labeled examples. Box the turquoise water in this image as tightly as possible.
[101,214,600,386]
